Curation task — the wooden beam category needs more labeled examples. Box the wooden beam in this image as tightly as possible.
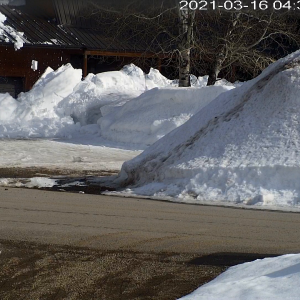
[85,50,168,59]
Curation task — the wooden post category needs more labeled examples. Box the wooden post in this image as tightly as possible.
[158,58,162,72]
[83,51,88,78]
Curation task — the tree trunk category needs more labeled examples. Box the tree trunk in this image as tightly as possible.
[178,6,195,87]
[179,48,191,87]
[207,12,241,86]
[207,51,224,86]
[207,70,218,86]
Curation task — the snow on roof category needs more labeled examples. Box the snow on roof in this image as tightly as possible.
[0,6,83,48]
[114,50,300,210]
[0,11,25,49]
[0,5,151,52]
[0,0,25,5]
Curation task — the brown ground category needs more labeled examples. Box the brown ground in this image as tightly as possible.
[0,240,229,300]
[0,167,117,179]
[0,167,279,299]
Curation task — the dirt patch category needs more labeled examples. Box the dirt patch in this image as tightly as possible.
[0,240,226,300]
[0,167,118,179]
[0,167,118,194]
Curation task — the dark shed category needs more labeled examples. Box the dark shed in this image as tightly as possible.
[0,0,163,96]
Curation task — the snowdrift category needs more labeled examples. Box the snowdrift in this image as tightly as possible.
[56,65,176,126]
[99,86,233,146]
[0,64,82,138]
[0,62,231,143]
[0,64,179,139]
[180,254,300,300]
[115,51,300,209]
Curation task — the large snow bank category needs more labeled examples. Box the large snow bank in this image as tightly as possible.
[0,64,177,139]
[0,64,82,138]
[114,51,300,210]
[99,86,233,146]
[0,11,25,50]
[180,254,300,300]
[0,62,230,142]
[56,64,174,126]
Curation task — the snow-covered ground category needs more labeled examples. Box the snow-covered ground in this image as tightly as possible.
[0,138,140,172]
[180,254,300,300]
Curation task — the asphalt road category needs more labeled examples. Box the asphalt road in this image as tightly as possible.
[1,187,300,254]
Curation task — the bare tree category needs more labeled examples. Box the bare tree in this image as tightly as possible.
[85,0,197,87]
[82,1,299,86]
[177,3,196,86]
[193,10,300,85]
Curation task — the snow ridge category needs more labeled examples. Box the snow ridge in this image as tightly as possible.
[115,51,300,208]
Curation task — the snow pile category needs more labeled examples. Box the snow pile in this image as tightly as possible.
[0,64,82,138]
[180,254,300,300]
[146,67,176,88]
[0,11,25,50]
[114,51,300,209]
[190,74,238,88]
[0,93,18,120]
[0,62,231,142]
[57,64,174,126]
[99,86,233,146]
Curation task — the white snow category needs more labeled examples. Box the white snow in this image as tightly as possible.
[2,52,300,211]
[0,139,141,172]
[180,254,300,300]
[0,63,230,146]
[0,11,25,50]
[56,64,157,126]
[99,86,233,146]
[1,64,217,175]
[0,64,81,138]
[112,51,300,210]
[0,177,57,188]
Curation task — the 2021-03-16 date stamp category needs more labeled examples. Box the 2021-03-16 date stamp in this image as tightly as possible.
[179,0,300,11]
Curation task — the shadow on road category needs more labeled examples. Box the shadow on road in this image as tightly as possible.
[188,252,279,267]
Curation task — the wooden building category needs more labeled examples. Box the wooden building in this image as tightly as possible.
[0,0,162,97]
